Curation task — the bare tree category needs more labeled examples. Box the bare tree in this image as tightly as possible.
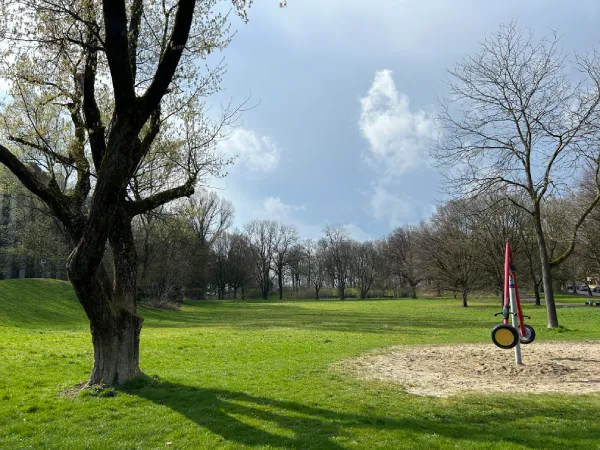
[227,232,254,299]
[287,243,304,298]
[420,200,487,307]
[210,233,230,300]
[384,226,422,298]
[272,224,298,300]
[351,241,379,299]
[323,225,352,299]
[187,190,234,299]
[245,220,278,300]
[434,22,600,327]
[311,240,327,300]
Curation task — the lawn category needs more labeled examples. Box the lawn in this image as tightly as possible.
[1,279,600,449]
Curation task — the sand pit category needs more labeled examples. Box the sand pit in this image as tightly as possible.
[341,341,600,397]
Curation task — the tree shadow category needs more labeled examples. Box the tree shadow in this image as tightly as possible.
[118,377,600,449]
[119,377,399,449]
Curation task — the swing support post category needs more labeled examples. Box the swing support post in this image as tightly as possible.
[508,273,523,365]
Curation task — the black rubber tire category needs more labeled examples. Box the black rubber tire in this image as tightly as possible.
[519,324,536,344]
[491,324,519,350]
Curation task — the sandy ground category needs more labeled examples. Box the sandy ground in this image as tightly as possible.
[340,341,600,397]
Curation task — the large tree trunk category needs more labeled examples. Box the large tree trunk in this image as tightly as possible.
[89,308,143,385]
[410,283,417,299]
[315,287,319,300]
[533,211,558,328]
[90,207,144,386]
[462,289,468,307]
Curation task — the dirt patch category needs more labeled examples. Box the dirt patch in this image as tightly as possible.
[341,341,600,397]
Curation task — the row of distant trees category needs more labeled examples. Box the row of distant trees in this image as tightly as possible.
[129,188,600,306]
[5,178,598,308]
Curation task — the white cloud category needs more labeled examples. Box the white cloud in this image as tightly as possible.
[260,196,305,222]
[343,223,372,242]
[250,196,321,238]
[218,128,280,173]
[368,183,416,228]
[359,69,436,178]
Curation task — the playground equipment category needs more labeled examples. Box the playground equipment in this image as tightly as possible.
[491,242,536,364]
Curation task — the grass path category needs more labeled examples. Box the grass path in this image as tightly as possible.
[1,279,600,449]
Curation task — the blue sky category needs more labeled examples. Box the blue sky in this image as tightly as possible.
[207,0,599,240]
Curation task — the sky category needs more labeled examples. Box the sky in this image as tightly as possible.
[204,0,600,241]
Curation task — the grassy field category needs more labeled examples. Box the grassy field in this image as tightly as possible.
[1,279,600,449]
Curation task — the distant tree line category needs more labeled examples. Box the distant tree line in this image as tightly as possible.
[3,177,600,310]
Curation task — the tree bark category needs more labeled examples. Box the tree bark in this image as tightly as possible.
[89,307,143,386]
[109,208,137,311]
[533,211,559,328]
[85,206,144,386]
[315,287,319,300]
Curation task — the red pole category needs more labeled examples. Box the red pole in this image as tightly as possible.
[503,242,511,310]
[505,241,526,336]
[512,272,527,336]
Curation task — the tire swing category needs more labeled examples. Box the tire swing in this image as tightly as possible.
[519,324,536,345]
[491,323,519,349]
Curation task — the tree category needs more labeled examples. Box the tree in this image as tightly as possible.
[287,243,304,298]
[245,220,278,300]
[0,173,71,279]
[420,200,487,307]
[351,241,378,299]
[0,0,250,385]
[435,22,600,327]
[272,224,298,300]
[227,232,254,299]
[323,225,352,299]
[135,213,196,305]
[311,240,327,300]
[384,226,422,298]
[187,190,234,299]
[210,233,230,299]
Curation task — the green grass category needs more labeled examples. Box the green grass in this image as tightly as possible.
[1,279,600,449]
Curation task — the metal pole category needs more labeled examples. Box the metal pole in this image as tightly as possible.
[508,273,522,365]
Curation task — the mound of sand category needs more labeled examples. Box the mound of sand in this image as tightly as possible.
[341,341,600,397]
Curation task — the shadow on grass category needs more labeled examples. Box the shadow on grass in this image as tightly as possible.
[121,378,369,449]
[119,378,600,449]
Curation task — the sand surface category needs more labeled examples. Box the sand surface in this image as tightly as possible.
[341,341,600,397]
